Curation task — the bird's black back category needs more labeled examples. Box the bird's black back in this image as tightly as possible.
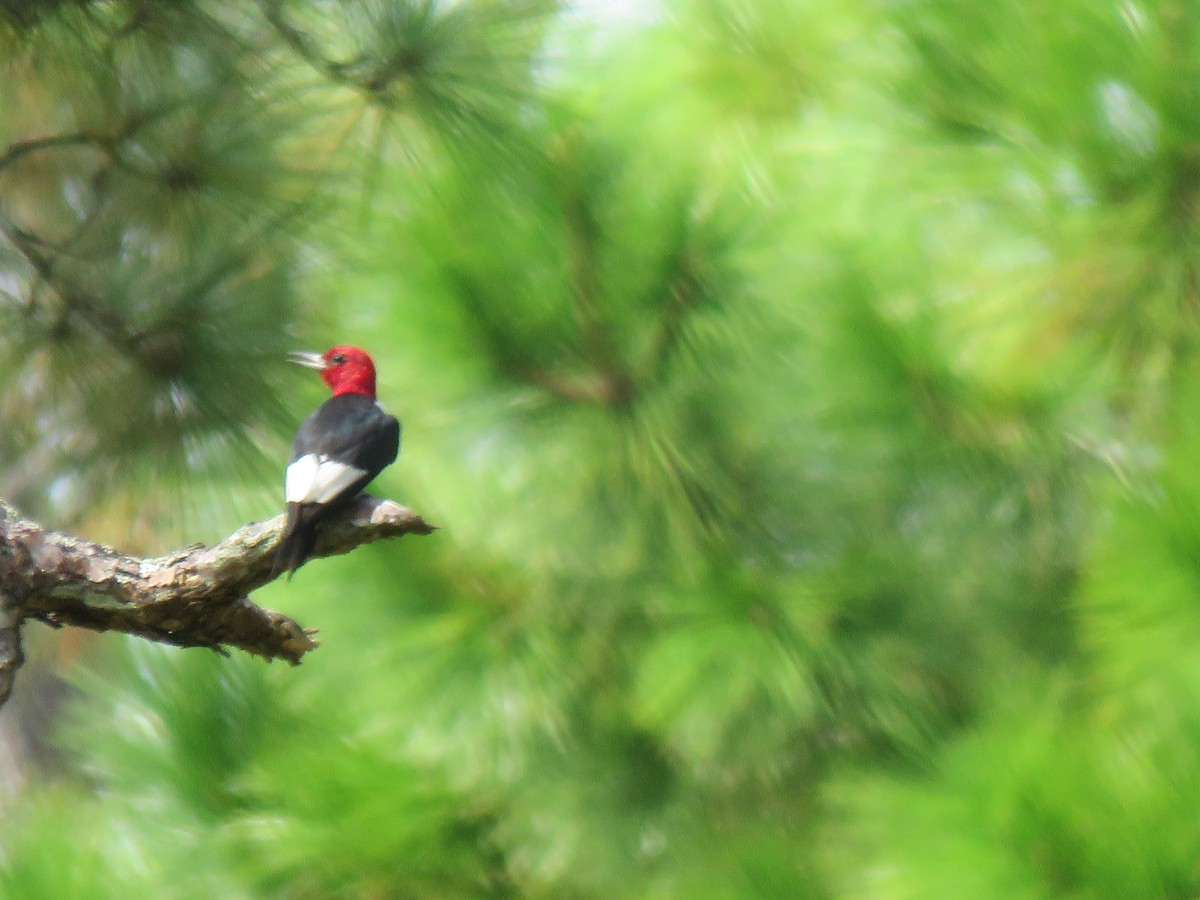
[291,393,400,477]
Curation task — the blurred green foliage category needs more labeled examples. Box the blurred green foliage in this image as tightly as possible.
[3,0,1200,897]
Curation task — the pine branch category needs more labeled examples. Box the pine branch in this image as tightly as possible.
[561,165,636,410]
[0,496,435,706]
[0,592,23,709]
[258,0,365,90]
[0,132,102,176]
[644,247,707,384]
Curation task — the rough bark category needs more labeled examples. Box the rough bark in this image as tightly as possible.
[0,496,434,704]
[0,592,22,709]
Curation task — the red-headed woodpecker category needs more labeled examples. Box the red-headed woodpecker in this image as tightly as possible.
[272,346,400,576]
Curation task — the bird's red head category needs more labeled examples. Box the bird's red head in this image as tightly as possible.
[289,346,378,398]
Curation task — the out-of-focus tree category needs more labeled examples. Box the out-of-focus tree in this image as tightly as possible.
[4,0,1200,897]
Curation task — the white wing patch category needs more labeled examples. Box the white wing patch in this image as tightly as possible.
[285,453,368,504]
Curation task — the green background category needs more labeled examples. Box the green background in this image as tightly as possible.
[2,1,1197,896]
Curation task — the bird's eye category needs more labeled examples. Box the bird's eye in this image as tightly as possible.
[331,353,347,365]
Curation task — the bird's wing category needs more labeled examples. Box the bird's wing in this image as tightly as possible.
[286,395,399,504]
[285,453,368,504]
[292,395,398,466]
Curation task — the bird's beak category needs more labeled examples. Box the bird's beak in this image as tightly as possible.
[288,350,328,370]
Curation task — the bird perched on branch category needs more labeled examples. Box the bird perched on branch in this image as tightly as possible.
[273,346,400,577]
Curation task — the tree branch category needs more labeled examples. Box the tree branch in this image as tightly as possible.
[0,591,23,709]
[258,0,365,90]
[0,496,434,702]
[560,158,636,411]
[0,132,101,177]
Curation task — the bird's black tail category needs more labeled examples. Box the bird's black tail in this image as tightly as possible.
[272,503,320,579]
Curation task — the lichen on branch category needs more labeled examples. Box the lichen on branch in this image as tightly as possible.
[0,496,434,706]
